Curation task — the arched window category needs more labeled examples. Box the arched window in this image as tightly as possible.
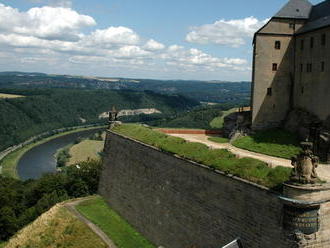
[275,41,281,49]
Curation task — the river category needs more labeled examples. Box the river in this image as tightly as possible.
[17,128,104,180]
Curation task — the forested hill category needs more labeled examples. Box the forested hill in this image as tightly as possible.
[0,72,250,105]
[0,88,198,151]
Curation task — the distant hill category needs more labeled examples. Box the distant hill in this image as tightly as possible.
[0,71,251,105]
[0,88,198,151]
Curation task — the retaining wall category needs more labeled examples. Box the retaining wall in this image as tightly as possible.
[99,131,299,248]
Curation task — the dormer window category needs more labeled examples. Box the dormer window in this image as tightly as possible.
[275,41,281,50]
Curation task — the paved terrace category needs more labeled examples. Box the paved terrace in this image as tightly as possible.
[168,133,330,182]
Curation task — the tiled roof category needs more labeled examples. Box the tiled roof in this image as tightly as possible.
[296,1,330,34]
[274,0,312,19]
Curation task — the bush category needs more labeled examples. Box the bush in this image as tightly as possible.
[0,159,103,242]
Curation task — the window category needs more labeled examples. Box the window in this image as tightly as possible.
[301,39,304,50]
[275,41,281,49]
[322,34,326,46]
[310,37,314,48]
[306,63,312,72]
[300,63,303,72]
[289,23,295,29]
[267,88,272,96]
[272,63,278,71]
[321,61,325,72]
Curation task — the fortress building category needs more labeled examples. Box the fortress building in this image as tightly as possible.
[251,0,330,130]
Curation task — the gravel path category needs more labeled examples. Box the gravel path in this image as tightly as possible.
[169,133,330,181]
[64,197,117,248]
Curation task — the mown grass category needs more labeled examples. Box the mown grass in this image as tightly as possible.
[113,124,291,189]
[0,242,7,248]
[5,204,107,248]
[210,108,237,128]
[76,196,156,248]
[0,126,105,179]
[208,136,229,144]
[68,139,104,165]
[232,129,302,159]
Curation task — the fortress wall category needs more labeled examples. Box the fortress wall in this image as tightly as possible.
[99,131,296,248]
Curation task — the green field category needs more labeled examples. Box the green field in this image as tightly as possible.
[76,196,156,248]
[68,139,105,165]
[0,93,24,99]
[5,204,107,248]
[0,242,6,248]
[232,129,301,159]
[208,137,229,144]
[0,126,105,179]
[210,108,237,128]
[113,124,291,189]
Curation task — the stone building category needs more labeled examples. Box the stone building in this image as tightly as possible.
[251,0,330,131]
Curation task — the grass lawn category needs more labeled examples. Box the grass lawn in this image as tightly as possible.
[208,136,229,144]
[210,108,237,128]
[76,196,156,248]
[68,139,104,165]
[0,126,105,179]
[0,93,24,99]
[113,124,291,189]
[0,242,7,248]
[232,129,302,159]
[5,204,107,248]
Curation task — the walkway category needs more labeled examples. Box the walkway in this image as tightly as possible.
[64,197,117,248]
[168,133,330,181]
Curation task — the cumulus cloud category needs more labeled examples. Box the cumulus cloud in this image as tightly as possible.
[186,17,268,47]
[83,27,140,48]
[143,39,165,51]
[0,3,251,79]
[0,4,96,41]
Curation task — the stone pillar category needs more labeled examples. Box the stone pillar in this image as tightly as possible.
[281,182,330,247]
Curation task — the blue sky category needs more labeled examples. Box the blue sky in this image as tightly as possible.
[0,0,323,81]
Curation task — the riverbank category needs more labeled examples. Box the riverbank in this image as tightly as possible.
[0,126,106,179]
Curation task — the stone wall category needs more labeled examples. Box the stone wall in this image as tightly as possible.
[99,131,298,248]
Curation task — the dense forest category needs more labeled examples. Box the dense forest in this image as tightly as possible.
[0,159,102,242]
[0,88,198,151]
[121,103,238,130]
[0,72,251,104]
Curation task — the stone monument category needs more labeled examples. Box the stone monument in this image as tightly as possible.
[108,106,119,129]
[290,142,319,184]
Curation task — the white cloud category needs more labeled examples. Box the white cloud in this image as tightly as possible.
[83,27,140,47]
[186,17,268,47]
[144,39,165,51]
[0,4,96,41]
[0,3,251,80]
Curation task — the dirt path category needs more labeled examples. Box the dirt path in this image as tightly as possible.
[64,197,117,248]
[168,133,330,181]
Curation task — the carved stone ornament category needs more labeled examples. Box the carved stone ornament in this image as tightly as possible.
[290,142,319,184]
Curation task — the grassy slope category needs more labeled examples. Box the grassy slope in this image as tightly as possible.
[0,93,24,98]
[208,137,229,144]
[5,204,107,248]
[113,124,291,189]
[68,139,104,165]
[232,129,302,159]
[0,126,105,179]
[76,196,156,248]
[210,107,237,128]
